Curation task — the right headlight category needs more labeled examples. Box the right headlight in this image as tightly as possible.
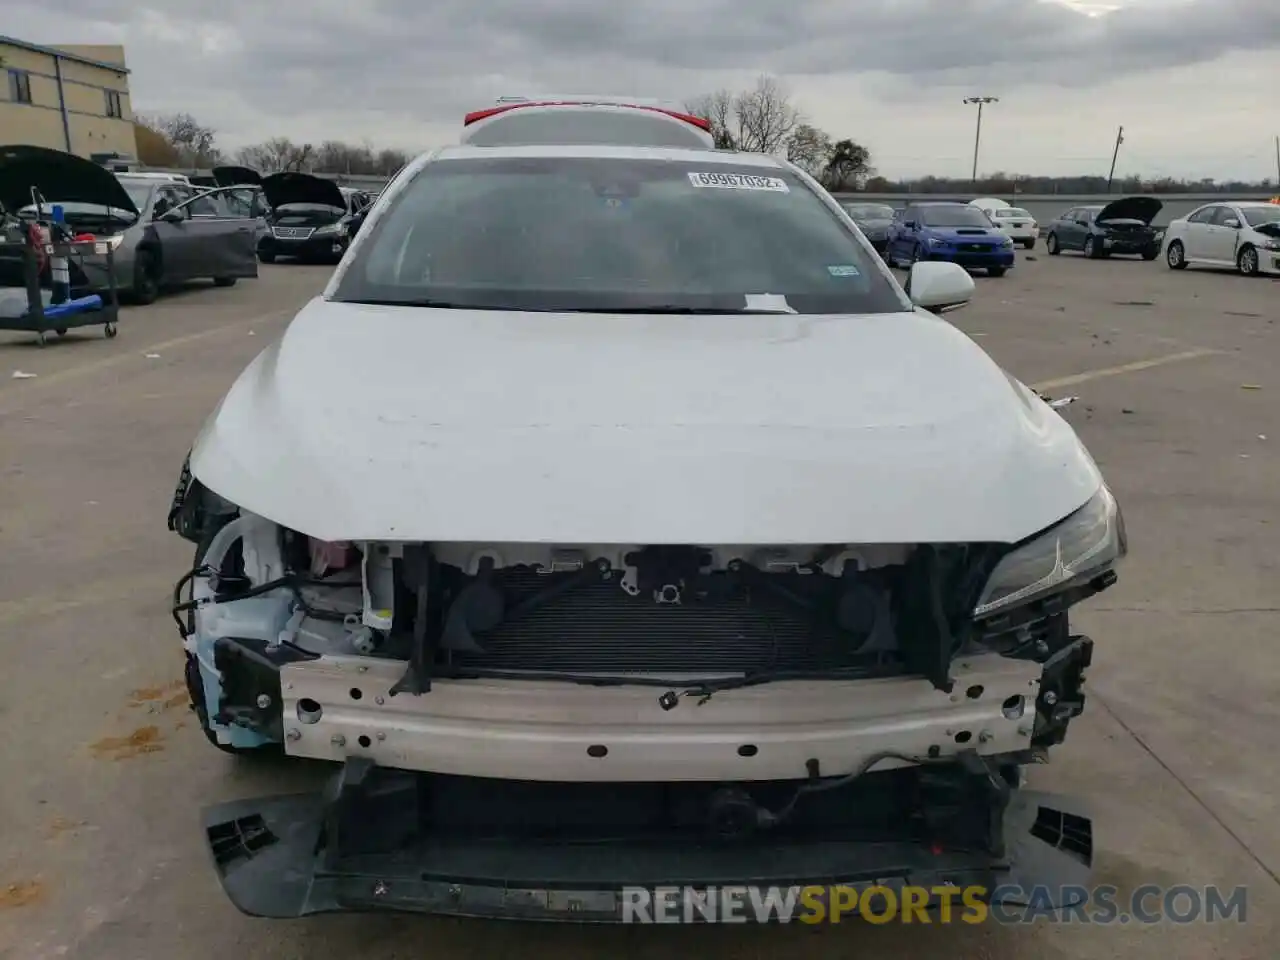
[974,485,1127,619]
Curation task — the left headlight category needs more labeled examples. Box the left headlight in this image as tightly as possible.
[974,485,1127,619]
[314,221,348,237]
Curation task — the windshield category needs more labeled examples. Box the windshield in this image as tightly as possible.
[1240,205,1280,228]
[332,156,906,315]
[842,203,895,220]
[994,208,1031,219]
[919,205,992,228]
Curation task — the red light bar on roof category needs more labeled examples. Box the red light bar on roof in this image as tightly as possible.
[462,101,712,132]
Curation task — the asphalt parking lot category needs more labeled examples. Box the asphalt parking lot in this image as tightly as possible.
[0,255,1276,959]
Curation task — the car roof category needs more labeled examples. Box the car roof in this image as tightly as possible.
[432,142,784,167]
[460,100,716,150]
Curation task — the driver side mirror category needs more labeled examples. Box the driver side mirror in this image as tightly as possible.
[349,208,369,235]
[906,261,974,314]
[903,220,917,229]
[1223,217,1241,229]
[159,207,187,224]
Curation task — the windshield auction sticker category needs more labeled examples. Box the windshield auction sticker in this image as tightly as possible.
[687,172,789,192]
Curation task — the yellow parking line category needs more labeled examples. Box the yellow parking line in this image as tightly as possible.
[1032,348,1223,391]
[0,306,295,414]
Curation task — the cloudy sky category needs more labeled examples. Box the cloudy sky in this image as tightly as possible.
[9,0,1279,181]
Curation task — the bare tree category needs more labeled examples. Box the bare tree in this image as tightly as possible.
[732,76,802,155]
[236,138,315,173]
[137,112,221,166]
[684,90,737,149]
[785,124,833,178]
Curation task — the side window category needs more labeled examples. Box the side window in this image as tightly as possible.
[901,205,916,225]
[187,190,222,217]
[1079,209,1094,224]
[154,186,186,217]
[1187,206,1215,225]
[1208,206,1237,226]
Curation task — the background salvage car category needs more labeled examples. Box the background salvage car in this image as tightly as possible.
[1044,197,1164,260]
[0,146,260,305]
[1161,200,1280,277]
[256,173,371,264]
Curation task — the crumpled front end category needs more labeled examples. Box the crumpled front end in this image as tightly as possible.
[204,757,1095,921]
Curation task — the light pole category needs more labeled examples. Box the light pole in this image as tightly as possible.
[963,96,999,187]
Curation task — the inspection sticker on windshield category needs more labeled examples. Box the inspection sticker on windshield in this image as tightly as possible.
[688,172,789,192]
[827,264,861,277]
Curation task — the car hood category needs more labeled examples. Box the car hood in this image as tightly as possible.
[260,172,344,211]
[1253,220,1280,238]
[212,165,263,187]
[1096,195,1162,225]
[0,144,138,215]
[189,299,1103,545]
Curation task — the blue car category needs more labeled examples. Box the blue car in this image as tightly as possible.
[885,201,1016,276]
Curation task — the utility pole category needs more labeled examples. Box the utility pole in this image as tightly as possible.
[1106,126,1124,194]
[963,96,998,187]
[1274,135,1279,186]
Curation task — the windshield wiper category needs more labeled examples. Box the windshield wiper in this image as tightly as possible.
[570,305,795,315]
[342,297,520,311]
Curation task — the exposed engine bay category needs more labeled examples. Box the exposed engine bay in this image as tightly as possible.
[169,459,1106,769]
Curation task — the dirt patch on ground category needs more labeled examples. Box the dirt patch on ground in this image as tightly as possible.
[89,725,165,760]
[0,880,46,910]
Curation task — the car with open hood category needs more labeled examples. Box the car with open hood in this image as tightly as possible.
[0,145,260,304]
[256,172,370,264]
[839,201,896,256]
[167,141,1123,923]
[1161,200,1280,276]
[1044,196,1163,260]
[885,201,1016,276]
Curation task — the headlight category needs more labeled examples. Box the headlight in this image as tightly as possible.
[1000,236,1013,247]
[314,222,348,237]
[974,485,1127,619]
[927,236,946,246]
[1261,239,1280,251]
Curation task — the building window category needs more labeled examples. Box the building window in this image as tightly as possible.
[7,69,33,104]
[105,88,123,118]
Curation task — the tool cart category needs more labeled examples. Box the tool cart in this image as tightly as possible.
[0,214,120,345]
[1,144,132,346]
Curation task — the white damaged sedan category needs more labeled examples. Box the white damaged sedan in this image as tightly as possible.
[168,142,1125,921]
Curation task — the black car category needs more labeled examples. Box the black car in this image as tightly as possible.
[840,201,896,255]
[1044,196,1163,260]
[257,173,370,264]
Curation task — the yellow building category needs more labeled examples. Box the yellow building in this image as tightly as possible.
[0,35,138,161]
